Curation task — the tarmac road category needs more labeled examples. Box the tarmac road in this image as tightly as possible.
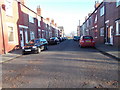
[2,39,119,88]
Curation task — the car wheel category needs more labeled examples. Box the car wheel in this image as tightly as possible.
[22,51,25,55]
[41,46,45,50]
[37,48,41,53]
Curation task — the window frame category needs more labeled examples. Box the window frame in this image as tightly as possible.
[29,15,34,23]
[100,6,105,16]
[116,20,120,35]
[100,27,104,36]
[116,0,120,7]
[5,0,13,16]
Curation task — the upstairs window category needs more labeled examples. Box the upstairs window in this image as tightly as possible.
[5,0,13,16]
[95,15,97,23]
[38,20,40,27]
[29,15,34,23]
[100,6,104,16]
[116,0,120,7]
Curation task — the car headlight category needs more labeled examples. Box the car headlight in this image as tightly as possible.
[32,46,37,48]
[22,47,24,49]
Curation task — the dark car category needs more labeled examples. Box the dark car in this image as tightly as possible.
[73,36,80,41]
[57,37,62,42]
[22,38,48,55]
[48,37,59,45]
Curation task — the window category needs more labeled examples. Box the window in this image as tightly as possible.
[95,15,97,23]
[116,20,120,35]
[30,31,35,40]
[116,0,120,7]
[38,29,41,37]
[8,26,14,42]
[5,0,13,16]
[100,6,104,16]
[83,36,93,39]
[100,27,104,36]
[29,15,34,23]
[38,20,40,27]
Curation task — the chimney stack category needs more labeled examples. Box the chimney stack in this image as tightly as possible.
[94,1,100,9]
[37,5,41,16]
[18,0,26,5]
[55,23,57,27]
[51,19,54,25]
[46,18,50,22]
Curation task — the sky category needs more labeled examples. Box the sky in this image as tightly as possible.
[25,0,103,36]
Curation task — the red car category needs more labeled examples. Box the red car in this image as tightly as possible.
[79,36,95,47]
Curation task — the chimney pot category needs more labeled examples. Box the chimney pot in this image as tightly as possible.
[37,5,41,16]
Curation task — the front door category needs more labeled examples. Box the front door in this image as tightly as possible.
[20,30,24,47]
[109,26,113,45]
[25,30,28,43]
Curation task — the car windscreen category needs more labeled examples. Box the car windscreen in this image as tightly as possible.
[35,39,40,43]
[83,36,93,39]
[50,37,56,39]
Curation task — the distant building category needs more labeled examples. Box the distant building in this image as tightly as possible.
[77,26,80,36]
[58,26,64,37]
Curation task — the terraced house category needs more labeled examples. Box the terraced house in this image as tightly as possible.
[80,0,120,48]
[0,0,60,54]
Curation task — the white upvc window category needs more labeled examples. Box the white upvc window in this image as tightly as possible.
[100,27,104,36]
[116,20,120,35]
[116,0,120,7]
[100,6,104,16]
[29,15,34,23]
[5,0,13,16]
[95,14,97,23]
[8,26,14,42]
[38,20,41,27]
[30,31,35,40]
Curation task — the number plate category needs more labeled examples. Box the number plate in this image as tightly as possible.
[86,40,91,42]
[25,49,31,51]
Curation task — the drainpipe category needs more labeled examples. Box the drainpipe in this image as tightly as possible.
[0,6,6,54]
[104,1,106,44]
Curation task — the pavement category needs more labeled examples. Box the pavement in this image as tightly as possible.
[0,43,120,63]
[95,44,120,61]
[0,49,22,63]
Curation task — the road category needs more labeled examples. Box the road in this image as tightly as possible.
[2,39,119,88]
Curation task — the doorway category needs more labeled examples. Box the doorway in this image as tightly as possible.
[109,26,113,45]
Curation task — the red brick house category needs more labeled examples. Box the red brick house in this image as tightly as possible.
[80,1,120,48]
[0,0,60,54]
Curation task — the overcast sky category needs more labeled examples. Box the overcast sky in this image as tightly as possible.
[26,0,103,36]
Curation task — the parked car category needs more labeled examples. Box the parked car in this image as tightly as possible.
[57,37,62,42]
[22,38,48,55]
[73,36,80,41]
[79,36,95,47]
[48,37,60,45]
